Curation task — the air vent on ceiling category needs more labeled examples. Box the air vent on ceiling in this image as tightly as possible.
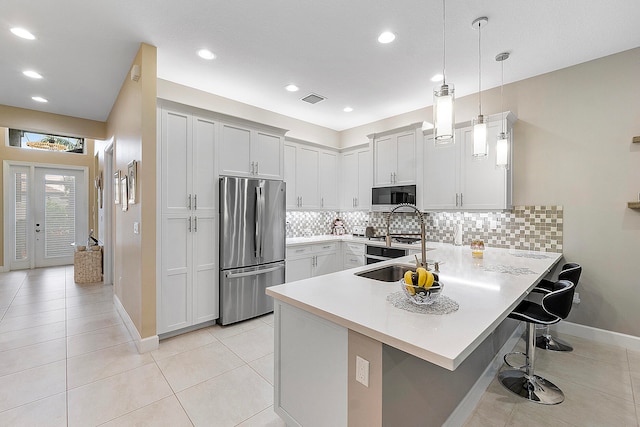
[301,93,326,104]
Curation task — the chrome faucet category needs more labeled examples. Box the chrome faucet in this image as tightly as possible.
[386,203,427,267]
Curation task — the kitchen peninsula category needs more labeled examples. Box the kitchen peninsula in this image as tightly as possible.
[267,243,562,426]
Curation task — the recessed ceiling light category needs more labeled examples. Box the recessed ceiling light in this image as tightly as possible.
[32,96,48,103]
[285,84,299,92]
[11,27,35,40]
[431,74,444,82]
[343,107,353,113]
[23,70,43,79]
[378,31,396,44]
[197,49,215,60]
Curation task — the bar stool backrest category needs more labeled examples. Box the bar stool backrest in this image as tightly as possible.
[558,263,581,288]
[542,279,575,320]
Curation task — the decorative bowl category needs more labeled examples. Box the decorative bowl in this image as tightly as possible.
[399,273,443,305]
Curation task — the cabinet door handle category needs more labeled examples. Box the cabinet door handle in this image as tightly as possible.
[460,193,463,207]
[188,194,192,210]
[250,161,255,175]
[295,248,305,253]
[300,196,303,207]
[255,162,259,175]
[321,197,324,208]
[390,172,393,183]
[455,193,459,207]
[394,172,397,183]
[188,217,192,232]
[193,194,197,210]
[194,216,198,232]
[355,197,358,207]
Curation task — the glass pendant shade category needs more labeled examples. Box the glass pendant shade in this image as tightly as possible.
[472,115,488,157]
[433,83,455,143]
[496,132,509,167]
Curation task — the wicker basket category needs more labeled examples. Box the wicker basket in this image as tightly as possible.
[74,248,102,283]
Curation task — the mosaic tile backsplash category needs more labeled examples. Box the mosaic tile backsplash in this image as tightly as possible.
[286,206,563,252]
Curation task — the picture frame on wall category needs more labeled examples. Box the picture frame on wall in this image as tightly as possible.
[121,175,128,212]
[114,171,120,205]
[127,160,137,204]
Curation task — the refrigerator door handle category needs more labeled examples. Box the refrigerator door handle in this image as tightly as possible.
[258,186,265,258]
[224,263,285,279]
[255,186,265,259]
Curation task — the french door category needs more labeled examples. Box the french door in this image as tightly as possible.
[7,164,87,270]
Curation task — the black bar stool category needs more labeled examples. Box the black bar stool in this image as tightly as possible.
[532,263,582,351]
[499,279,575,404]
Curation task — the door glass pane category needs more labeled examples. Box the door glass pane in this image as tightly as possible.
[14,172,28,261]
[44,173,76,258]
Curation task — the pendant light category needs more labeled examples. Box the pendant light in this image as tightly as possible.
[495,51,510,168]
[433,0,455,144]
[472,17,488,158]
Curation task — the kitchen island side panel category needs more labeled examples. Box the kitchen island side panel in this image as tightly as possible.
[381,317,519,427]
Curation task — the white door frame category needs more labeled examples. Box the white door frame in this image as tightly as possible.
[3,160,88,270]
[103,141,114,285]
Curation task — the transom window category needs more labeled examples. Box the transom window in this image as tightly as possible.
[8,128,85,154]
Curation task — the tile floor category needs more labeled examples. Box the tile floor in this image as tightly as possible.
[0,266,638,426]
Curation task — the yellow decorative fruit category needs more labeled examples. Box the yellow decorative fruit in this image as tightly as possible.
[404,270,413,285]
[424,271,435,289]
[405,283,416,295]
[416,267,427,287]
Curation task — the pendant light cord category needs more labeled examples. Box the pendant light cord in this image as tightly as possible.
[478,20,482,116]
[442,0,446,85]
[500,57,505,133]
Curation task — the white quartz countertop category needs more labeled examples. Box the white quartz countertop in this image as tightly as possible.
[268,243,562,371]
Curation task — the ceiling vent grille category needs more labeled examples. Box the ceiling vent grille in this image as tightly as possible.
[301,93,326,104]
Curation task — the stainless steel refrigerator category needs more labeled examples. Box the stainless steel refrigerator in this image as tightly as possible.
[219,176,286,325]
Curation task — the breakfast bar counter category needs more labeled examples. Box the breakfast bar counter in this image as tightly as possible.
[267,244,562,426]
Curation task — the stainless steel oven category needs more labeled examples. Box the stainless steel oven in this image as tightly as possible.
[365,245,408,264]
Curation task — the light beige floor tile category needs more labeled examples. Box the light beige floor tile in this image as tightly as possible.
[0,288,19,304]
[631,372,640,404]
[0,360,66,412]
[507,378,638,427]
[66,310,123,336]
[10,289,66,306]
[100,395,193,427]
[260,313,275,326]
[27,267,66,277]
[65,289,113,307]
[206,318,265,340]
[157,340,244,392]
[66,300,117,320]
[249,352,274,385]
[628,349,640,375]
[219,324,274,363]
[152,328,218,361]
[0,392,67,427]
[0,337,66,377]
[67,363,173,427]
[505,404,574,427]
[534,347,634,402]
[67,341,155,389]
[463,377,517,427]
[237,405,285,426]
[553,332,629,364]
[0,321,66,352]
[0,308,66,333]
[16,281,66,295]
[67,323,132,357]
[3,297,66,318]
[177,365,273,427]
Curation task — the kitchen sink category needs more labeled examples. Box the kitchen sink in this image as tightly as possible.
[355,263,416,282]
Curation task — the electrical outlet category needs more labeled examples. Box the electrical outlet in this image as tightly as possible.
[133,222,140,234]
[355,356,369,387]
[572,292,580,304]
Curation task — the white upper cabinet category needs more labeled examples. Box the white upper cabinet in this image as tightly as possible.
[319,150,339,209]
[219,123,284,179]
[340,146,371,211]
[423,112,515,211]
[372,126,419,186]
[284,140,339,210]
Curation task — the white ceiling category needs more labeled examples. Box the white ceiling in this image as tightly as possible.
[2,0,639,131]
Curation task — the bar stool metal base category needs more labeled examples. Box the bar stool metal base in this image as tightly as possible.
[536,334,573,352]
[498,369,564,405]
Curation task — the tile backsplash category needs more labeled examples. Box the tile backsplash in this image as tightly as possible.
[286,206,563,252]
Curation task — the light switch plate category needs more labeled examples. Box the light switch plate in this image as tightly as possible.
[133,222,139,234]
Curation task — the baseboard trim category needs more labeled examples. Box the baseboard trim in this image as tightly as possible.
[443,322,525,427]
[550,321,640,352]
[113,295,159,353]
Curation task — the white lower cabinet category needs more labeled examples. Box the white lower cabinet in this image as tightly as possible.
[285,242,340,282]
[342,242,365,269]
[275,301,347,427]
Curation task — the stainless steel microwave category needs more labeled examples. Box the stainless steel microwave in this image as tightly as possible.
[371,185,417,211]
